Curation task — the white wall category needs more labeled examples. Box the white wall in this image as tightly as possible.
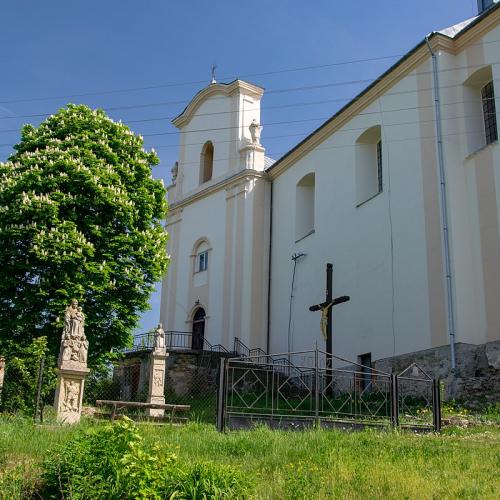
[269,24,500,362]
[269,65,435,362]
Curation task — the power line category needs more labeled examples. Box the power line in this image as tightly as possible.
[0,54,405,105]
[1,34,499,107]
[0,92,497,140]
[0,59,498,123]
[0,99,496,151]
[1,112,492,172]
[164,126,495,175]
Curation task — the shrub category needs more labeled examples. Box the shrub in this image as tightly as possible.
[171,461,251,499]
[0,337,57,416]
[40,417,250,499]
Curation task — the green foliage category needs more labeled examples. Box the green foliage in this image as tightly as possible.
[40,417,250,499]
[172,461,250,499]
[0,105,169,360]
[1,417,500,499]
[0,337,56,415]
[83,362,122,405]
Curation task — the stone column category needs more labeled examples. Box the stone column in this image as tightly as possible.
[146,324,169,417]
[54,300,90,424]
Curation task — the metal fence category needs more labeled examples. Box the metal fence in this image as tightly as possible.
[217,349,441,432]
[83,350,221,423]
[0,355,56,422]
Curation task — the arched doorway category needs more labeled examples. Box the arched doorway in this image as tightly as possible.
[192,307,206,350]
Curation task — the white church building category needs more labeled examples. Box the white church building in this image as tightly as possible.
[160,2,500,394]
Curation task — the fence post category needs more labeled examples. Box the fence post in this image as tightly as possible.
[314,347,320,427]
[390,373,399,428]
[34,356,45,423]
[0,356,5,407]
[216,358,227,432]
[432,378,442,432]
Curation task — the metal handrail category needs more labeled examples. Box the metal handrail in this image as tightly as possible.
[124,331,236,354]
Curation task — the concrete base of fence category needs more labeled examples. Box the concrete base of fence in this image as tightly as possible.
[54,366,90,424]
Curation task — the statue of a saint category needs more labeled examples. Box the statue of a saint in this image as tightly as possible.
[78,335,89,363]
[59,300,87,366]
[249,119,262,145]
[63,380,80,412]
[154,323,166,350]
[76,306,85,337]
[63,299,80,339]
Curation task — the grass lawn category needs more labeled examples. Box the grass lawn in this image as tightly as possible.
[0,416,499,499]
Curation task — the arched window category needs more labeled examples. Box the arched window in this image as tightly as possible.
[295,172,315,241]
[192,238,211,288]
[355,125,382,206]
[200,141,214,184]
[192,307,205,350]
[194,240,209,273]
[463,66,497,153]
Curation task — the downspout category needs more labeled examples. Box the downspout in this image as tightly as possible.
[266,180,273,354]
[425,36,457,370]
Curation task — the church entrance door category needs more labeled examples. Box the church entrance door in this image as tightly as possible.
[192,308,205,350]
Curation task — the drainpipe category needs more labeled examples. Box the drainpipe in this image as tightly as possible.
[425,36,457,370]
[266,180,273,354]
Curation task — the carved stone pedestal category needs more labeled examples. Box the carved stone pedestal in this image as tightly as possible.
[146,349,169,417]
[54,366,90,424]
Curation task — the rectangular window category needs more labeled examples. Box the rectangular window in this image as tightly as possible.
[376,140,383,193]
[481,81,498,145]
[198,251,208,272]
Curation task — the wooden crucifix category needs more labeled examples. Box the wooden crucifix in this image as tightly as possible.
[309,263,350,393]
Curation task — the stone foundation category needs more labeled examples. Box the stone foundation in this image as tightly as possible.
[373,341,500,403]
[114,351,220,402]
[113,353,150,401]
[165,353,218,397]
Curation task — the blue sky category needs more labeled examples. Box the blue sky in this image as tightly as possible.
[0,0,478,333]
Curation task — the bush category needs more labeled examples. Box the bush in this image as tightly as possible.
[172,461,251,499]
[0,337,56,416]
[40,418,250,499]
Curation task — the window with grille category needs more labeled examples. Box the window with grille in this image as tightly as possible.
[481,81,498,145]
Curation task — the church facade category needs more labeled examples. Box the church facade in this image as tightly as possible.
[160,4,500,393]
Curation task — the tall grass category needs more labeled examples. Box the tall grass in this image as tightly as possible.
[0,416,499,499]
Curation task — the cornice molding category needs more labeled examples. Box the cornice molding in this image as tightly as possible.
[267,11,499,180]
[172,79,264,129]
[169,169,269,211]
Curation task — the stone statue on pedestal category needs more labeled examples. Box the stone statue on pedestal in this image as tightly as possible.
[249,119,262,145]
[54,300,90,424]
[147,323,169,417]
[153,323,166,351]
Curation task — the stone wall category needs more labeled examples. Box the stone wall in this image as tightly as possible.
[373,341,500,403]
[113,353,150,401]
[165,352,218,397]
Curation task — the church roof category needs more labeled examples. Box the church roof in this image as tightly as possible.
[265,3,500,176]
[264,156,276,169]
[436,17,477,38]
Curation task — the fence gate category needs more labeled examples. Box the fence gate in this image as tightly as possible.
[217,349,441,432]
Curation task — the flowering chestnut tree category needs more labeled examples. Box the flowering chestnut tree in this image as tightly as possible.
[0,105,169,361]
